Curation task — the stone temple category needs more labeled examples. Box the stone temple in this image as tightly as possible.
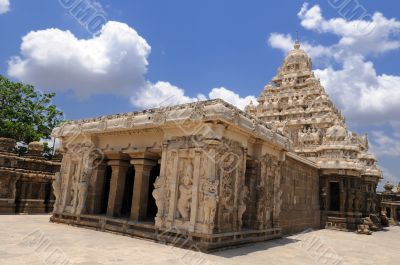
[50,41,382,251]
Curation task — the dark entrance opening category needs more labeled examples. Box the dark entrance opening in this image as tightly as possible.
[44,181,53,213]
[100,166,112,214]
[329,182,340,211]
[386,207,392,218]
[14,180,23,213]
[121,166,135,217]
[146,164,160,221]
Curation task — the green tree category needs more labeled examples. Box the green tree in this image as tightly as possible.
[0,75,64,144]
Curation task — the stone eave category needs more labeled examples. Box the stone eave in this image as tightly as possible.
[0,153,61,166]
[286,152,319,168]
[0,167,56,180]
[316,144,360,152]
[52,99,292,151]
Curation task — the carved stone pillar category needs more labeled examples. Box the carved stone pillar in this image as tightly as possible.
[106,160,130,217]
[130,158,157,222]
[189,150,202,232]
[391,206,396,219]
[340,179,347,213]
[272,161,282,228]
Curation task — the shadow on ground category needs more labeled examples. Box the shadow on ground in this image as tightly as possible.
[211,236,301,258]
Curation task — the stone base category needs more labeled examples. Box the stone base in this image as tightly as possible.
[50,213,282,252]
[388,218,398,226]
[0,199,16,214]
[324,211,363,231]
[15,199,54,214]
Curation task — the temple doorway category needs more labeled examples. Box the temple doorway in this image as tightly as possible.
[329,182,340,211]
[386,207,392,218]
[146,164,160,221]
[100,166,112,214]
[121,166,135,217]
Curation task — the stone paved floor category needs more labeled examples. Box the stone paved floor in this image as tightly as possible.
[0,215,399,265]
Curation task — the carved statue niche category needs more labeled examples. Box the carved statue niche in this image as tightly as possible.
[238,186,249,230]
[76,180,89,215]
[203,179,219,226]
[177,161,193,221]
[256,156,273,230]
[274,189,283,220]
[52,172,62,213]
[298,126,320,146]
[339,188,347,212]
[348,190,355,212]
[354,189,362,212]
[321,187,328,211]
[69,182,78,208]
[152,176,165,218]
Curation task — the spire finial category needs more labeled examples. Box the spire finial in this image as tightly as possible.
[294,31,300,49]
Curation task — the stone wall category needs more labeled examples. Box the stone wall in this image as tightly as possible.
[279,156,320,234]
[0,138,61,214]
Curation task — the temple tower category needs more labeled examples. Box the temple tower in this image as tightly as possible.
[246,40,382,230]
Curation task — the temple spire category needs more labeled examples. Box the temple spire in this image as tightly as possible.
[294,31,300,49]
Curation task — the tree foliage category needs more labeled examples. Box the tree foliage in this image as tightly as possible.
[0,75,64,144]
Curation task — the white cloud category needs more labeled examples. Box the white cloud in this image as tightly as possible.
[268,4,400,126]
[9,20,256,112]
[130,81,204,109]
[377,165,399,191]
[268,33,332,62]
[8,21,151,99]
[314,55,400,124]
[0,0,10,14]
[298,3,400,56]
[208,87,257,110]
[370,131,400,157]
[130,83,256,111]
[298,3,323,30]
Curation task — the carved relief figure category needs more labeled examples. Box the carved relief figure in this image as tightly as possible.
[238,186,249,230]
[321,187,328,210]
[256,178,268,229]
[274,189,283,219]
[52,172,62,212]
[68,164,79,209]
[152,176,165,218]
[177,162,193,221]
[76,181,89,215]
[70,182,77,208]
[203,179,219,225]
[298,126,320,146]
[348,190,355,212]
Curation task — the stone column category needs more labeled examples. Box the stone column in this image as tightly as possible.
[130,158,157,222]
[391,206,396,219]
[87,162,107,214]
[340,179,346,213]
[106,160,130,217]
[189,150,202,232]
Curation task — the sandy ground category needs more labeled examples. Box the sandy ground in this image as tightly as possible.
[0,215,399,265]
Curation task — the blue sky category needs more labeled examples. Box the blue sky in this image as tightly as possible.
[0,0,399,188]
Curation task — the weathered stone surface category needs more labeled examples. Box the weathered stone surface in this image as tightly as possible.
[0,138,60,214]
